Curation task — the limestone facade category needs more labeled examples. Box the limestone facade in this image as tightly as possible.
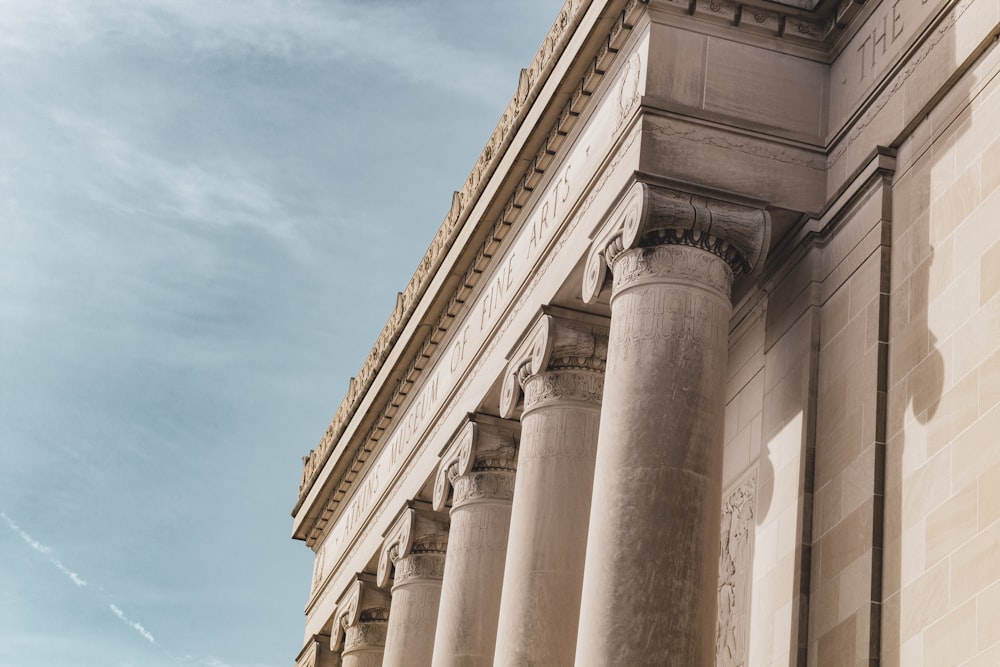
[292,1,1000,665]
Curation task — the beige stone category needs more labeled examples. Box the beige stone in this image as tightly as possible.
[288,2,1000,665]
[377,505,449,667]
[432,416,519,667]
[494,311,607,667]
[924,598,976,667]
[925,483,977,566]
[950,520,1000,607]
[331,576,391,667]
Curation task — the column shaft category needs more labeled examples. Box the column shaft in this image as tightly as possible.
[333,576,390,667]
[379,506,449,667]
[495,311,607,667]
[383,566,442,666]
[576,244,733,666]
[431,417,518,667]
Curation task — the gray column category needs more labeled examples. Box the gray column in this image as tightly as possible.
[494,309,608,667]
[332,575,390,667]
[431,415,519,667]
[575,182,769,666]
[377,504,449,667]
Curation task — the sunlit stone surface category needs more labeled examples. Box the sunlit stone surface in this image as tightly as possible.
[292,1,1000,665]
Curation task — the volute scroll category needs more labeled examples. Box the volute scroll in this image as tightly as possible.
[582,181,770,303]
[500,310,609,418]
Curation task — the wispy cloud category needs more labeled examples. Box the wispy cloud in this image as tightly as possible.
[110,603,156,643]
[0,0,513,103]
[2,512,88,587]
[3,512,158,644]
[47,110,296,239]
[3,512,265,664]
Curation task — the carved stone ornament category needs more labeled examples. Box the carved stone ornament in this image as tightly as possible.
[330,576,391,652]
[716,472,756,667]
[500,310,609,418]
[582,181,771,304]
[296,634,341,667]
[377,505,449,588]
[433,417,519,512]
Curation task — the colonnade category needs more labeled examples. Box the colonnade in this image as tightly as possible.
[315,182,769,667]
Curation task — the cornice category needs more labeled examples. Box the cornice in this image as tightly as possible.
[294,0,602,515]
[293,0,645,540]
[647,0,877,53]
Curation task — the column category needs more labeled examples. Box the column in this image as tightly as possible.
[332,575,391,667]
[493,308,608,666]
[431,414,519,666]
[377,503,449,667]
[295,634,342,667]
[575,181,769,666]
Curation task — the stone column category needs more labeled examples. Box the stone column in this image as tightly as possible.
[377,503,449,667]
[493,308,608,667]
[431,414,519,667]
[575,181,769,666]
[295,634,342,667]
[332,575,390,667]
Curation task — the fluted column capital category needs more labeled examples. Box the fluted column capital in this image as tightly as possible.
[331,574,391,653]
[500,308,609,418]
[582,181,770,303]
[377,503,449,588]
[433,415,519,512]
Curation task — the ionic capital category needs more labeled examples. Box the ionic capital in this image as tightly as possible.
[500,308,609,418]
[296,634,342,667]
[582,181,770,303]
[433,415,519,512]
[376,504,449,588]
[331,575,391,652]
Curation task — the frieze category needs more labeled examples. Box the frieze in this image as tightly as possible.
[297,0,648,540]
[615,52,642,131]
[830,0,976,165]
[296,0,646,510]
[647,122,827,170]
[303,5,643,602]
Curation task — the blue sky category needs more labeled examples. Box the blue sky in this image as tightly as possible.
[0,1,564,665]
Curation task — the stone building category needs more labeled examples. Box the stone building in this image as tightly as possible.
[291,0,1000,664]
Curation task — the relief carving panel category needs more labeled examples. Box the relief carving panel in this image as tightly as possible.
[716,471,756,667]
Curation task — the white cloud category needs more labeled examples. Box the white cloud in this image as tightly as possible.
[109,603,156,643]
[47,109,297,240]
[1,512,88,587]
[0,0,512,103]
